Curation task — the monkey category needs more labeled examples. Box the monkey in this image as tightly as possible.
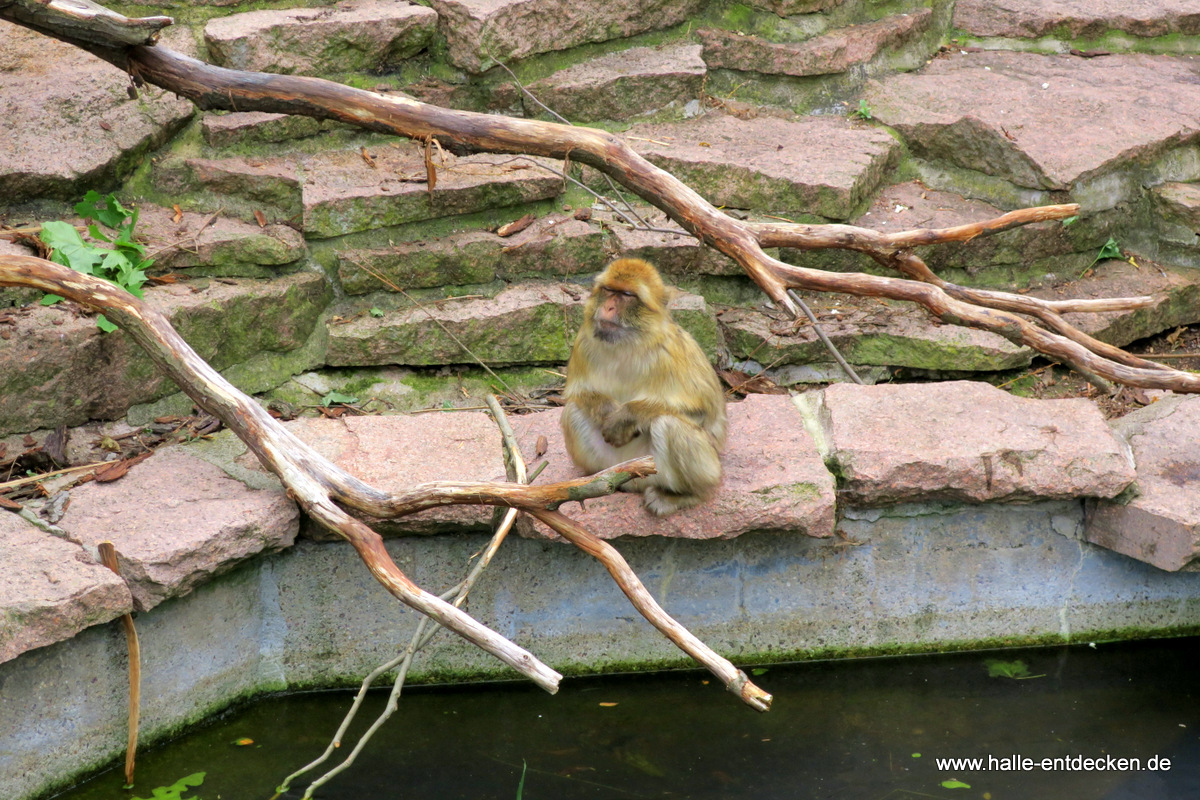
[561,258,726,516]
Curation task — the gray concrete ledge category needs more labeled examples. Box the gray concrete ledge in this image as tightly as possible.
[5,499,1200,800]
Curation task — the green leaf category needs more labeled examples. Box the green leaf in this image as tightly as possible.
[515,760,527,800]
[86,222,113,244]
[40,293,63,305]
[321,391,359,407]
[40,221,103,274]
[131,771,205,800]
[941,778,971,789]
[96,314,119,333]
[369,307,384,317]
[1061,215,1078,226]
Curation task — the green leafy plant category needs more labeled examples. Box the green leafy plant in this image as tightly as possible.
[38,191,154,332]
[851,99,874,120]
[369,306,384,318]
[1082,236,1122,276]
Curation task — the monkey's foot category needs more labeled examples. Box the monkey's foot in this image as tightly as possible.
[643,486,704,516]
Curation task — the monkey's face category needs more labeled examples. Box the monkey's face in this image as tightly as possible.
[591,286,640,342]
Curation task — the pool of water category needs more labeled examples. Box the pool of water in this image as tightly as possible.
[53,637,1200,799]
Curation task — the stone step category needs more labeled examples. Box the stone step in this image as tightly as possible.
[807,380,1135,506]
[0,271,330,437]
[429,0,704,73]
[806,181,1095,286]
[204,0,438,77]
[155,144,565,238]
[523,44,706,123]
[623,111,900,220]
[1086,394,1200,571]
[1142,182,1200,269]
[0,24,194,205]
[862,51,1200,213]
[3,380,1150,665]
[135,204,307,278]
[699,9,933,78]
[954,0,1200,49]
[201,111,326,148]
[335,208,747,296]
[324,280,720,368]
[718,294,1034,375]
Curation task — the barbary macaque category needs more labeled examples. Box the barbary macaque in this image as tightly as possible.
[561,258,726,515]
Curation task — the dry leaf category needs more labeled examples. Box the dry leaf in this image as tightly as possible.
[253,210,267,228]
[573,208,592,221]
[535,435,548,458]
[98,120,113,132]
[93,451,153,483]
[0,495,22,510]
[1166,326,1187,348]
[360,147,377,168]
[172,204,183,224]
[497,214,535,237]
[424,137,437,196]
[598,702,618,707]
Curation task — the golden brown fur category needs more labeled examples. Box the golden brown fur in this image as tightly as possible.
[562,258,726,515]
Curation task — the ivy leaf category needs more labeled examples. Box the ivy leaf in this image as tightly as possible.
[369,307,384,318]
[96,314,119,333]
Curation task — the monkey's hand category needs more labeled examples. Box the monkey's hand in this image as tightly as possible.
[600,406,640,448]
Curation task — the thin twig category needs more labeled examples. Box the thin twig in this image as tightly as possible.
[282,395,531,798]
[97,542,141,788]
[787,289,864,385]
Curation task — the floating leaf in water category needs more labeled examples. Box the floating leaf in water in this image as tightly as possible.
[598,702,618,707]
[941,778,971,789]
[911,752,921,758]
[131,771,205,800]
[751,667,769,676]
[233,737,254,746]
[985,658,1045,680]
[515,759,526,800]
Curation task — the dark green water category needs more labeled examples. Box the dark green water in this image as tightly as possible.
[54,638,1200,800]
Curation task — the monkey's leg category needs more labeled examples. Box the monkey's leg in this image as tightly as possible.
[641,415,722,516]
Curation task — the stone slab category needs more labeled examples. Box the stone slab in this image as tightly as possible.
[525,44,706,122]
[0,22,194,203]
[136,204,307,276]
[719,295,1033,372]
[302,148,564,238]
[429,0,705,72]
[204,0,437,76]
[1038,259,1200,348]
[624,113,900,219]
[699,10,932,77]
[1155,182,1200,232]
[59,447,299,611]
[235,413,508,536]
[809,380,1137,506]
[1085,395,1200,572]
[954,0,1200,40]
[0,511,131,664]
[849,181,1079,277]
[201,112,324,148]
[337,213,609,294]
[0,271,330,436]
[325,282,718,367]
[511,395,836,540]
[863,52,1200,198]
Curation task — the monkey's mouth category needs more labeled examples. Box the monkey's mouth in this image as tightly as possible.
[593,320,628,343]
